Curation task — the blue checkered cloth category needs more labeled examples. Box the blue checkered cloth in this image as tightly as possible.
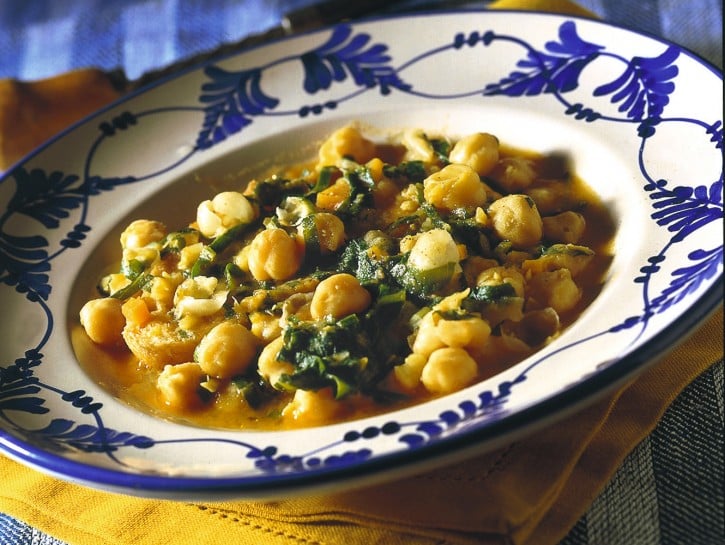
[1,0,722,82]
[1,1,723,544]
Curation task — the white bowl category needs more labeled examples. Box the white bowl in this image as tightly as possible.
[0,10,722,499]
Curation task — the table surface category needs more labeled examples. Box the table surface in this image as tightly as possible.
[1,1,723,544]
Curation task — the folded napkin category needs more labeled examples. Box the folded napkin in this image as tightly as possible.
[1,1,723,545]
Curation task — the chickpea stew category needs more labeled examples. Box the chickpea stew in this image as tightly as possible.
[75,124,615,430]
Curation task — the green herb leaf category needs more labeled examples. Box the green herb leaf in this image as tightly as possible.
[306,166,337,195]
[388,259,457,300]
[383,160,427,182]
[467,283,517,303]
[428,137,451,164]
[121,258,146,280]
[190,222,252,277]
[231,376,280,409]
[276,316,373,399]
[110,272,152,300]
[540,243,594,257]
[337,238,386,286]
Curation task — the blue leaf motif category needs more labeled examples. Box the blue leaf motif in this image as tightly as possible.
[98,111,137,136]
[594,46,679,133]
[62,389,103,414]
[7,168,85,229]
[0,364,48,416]
[705,120,723,150]
[0,230,52,300]
[2,261,52,301]
[0,232,49,263]
[196,65,279,149]
[300,25,410,95]
[29,418,155,453]
[650,247,723,313]
[484,21,603,97]
[646,179,723,242]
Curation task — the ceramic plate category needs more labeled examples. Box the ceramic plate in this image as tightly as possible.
[1,10,722,499]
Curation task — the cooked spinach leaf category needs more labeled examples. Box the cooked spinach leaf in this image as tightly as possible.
[382,160,427,182]
[276,315,371,399]
[338,238,386,286]
[231,375,279,409]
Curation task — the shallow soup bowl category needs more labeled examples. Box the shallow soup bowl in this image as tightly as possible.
[0,10,722,499]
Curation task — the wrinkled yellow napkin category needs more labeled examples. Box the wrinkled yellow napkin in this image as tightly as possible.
[1,1,723,545]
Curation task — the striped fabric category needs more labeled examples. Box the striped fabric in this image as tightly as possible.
[559,360,724,545]
[1,1,723,544]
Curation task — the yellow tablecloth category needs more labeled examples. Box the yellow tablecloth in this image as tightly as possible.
[1,1,723,544]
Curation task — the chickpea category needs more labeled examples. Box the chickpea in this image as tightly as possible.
[490,157,537,192]
[504,307,561,347]
[435,316,491,351]
[476,266,526,297]
[282,387,341,425]
[317,125,376,167]
[315,213,345,253]
[196,191,255,238]
[420,347,478,394]
[156,362,205,410]
[448,132,500,176]
[257,336,293,387]
[194,321,258,379]
[522,244,594,277]
[79,297,126,346]
[392,353,427,391]
[487,194,543,248]
[423,163,487,212]
[120,219,167,250]
[247,228,304,281]
[148,275,179,310]
[407,228,460,273]
[122,246,159,270]
[411,311,446,357]
[402,128,436,164]
[525,182,573,215]
[298,212,346,254]
[542,211,586,244]
[310,273,372,320]
[178,242,204,270]
[233,244,251,272]
[249,311,283,343]
[528,269,582,313]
